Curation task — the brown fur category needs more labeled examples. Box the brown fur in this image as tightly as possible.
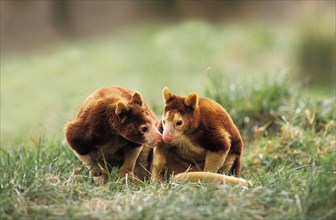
[151,87,244,185]
[64,87,161,184]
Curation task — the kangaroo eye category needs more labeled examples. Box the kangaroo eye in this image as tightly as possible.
[176,120,183,126]
[140,126,148,133]
[162,120,165,124]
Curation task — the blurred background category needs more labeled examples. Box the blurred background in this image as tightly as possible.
[1,0,335,144]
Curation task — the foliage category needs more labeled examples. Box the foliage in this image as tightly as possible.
[1,71,335,219]
[205,71,335,140]
[0,20,299,143]
[1,20,335,219]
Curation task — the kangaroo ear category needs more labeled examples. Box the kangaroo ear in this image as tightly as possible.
[115,101,129,115]
[129,92,143,106]
[184,92,198,109]
[162,87,174,104]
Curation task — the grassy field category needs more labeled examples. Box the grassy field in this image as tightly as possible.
[1,21,335,219]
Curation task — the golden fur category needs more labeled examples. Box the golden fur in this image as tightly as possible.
[151,87,246,185]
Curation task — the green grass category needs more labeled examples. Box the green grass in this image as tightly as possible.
[1,20,335,219]
[1,20,302,143]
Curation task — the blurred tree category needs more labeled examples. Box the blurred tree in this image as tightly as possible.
[52,0,72,37]
[295,5,335,89]
[298,30,335,87]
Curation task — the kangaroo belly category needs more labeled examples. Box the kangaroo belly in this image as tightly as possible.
[171,135,206,162]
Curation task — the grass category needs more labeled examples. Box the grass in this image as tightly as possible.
[1,20,301,143]
[1,20,335,219]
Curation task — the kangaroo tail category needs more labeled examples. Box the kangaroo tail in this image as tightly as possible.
[173,172,249,186]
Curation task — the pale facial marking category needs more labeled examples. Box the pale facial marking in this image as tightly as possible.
[143,119,162,147]
[162,111,184,143]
